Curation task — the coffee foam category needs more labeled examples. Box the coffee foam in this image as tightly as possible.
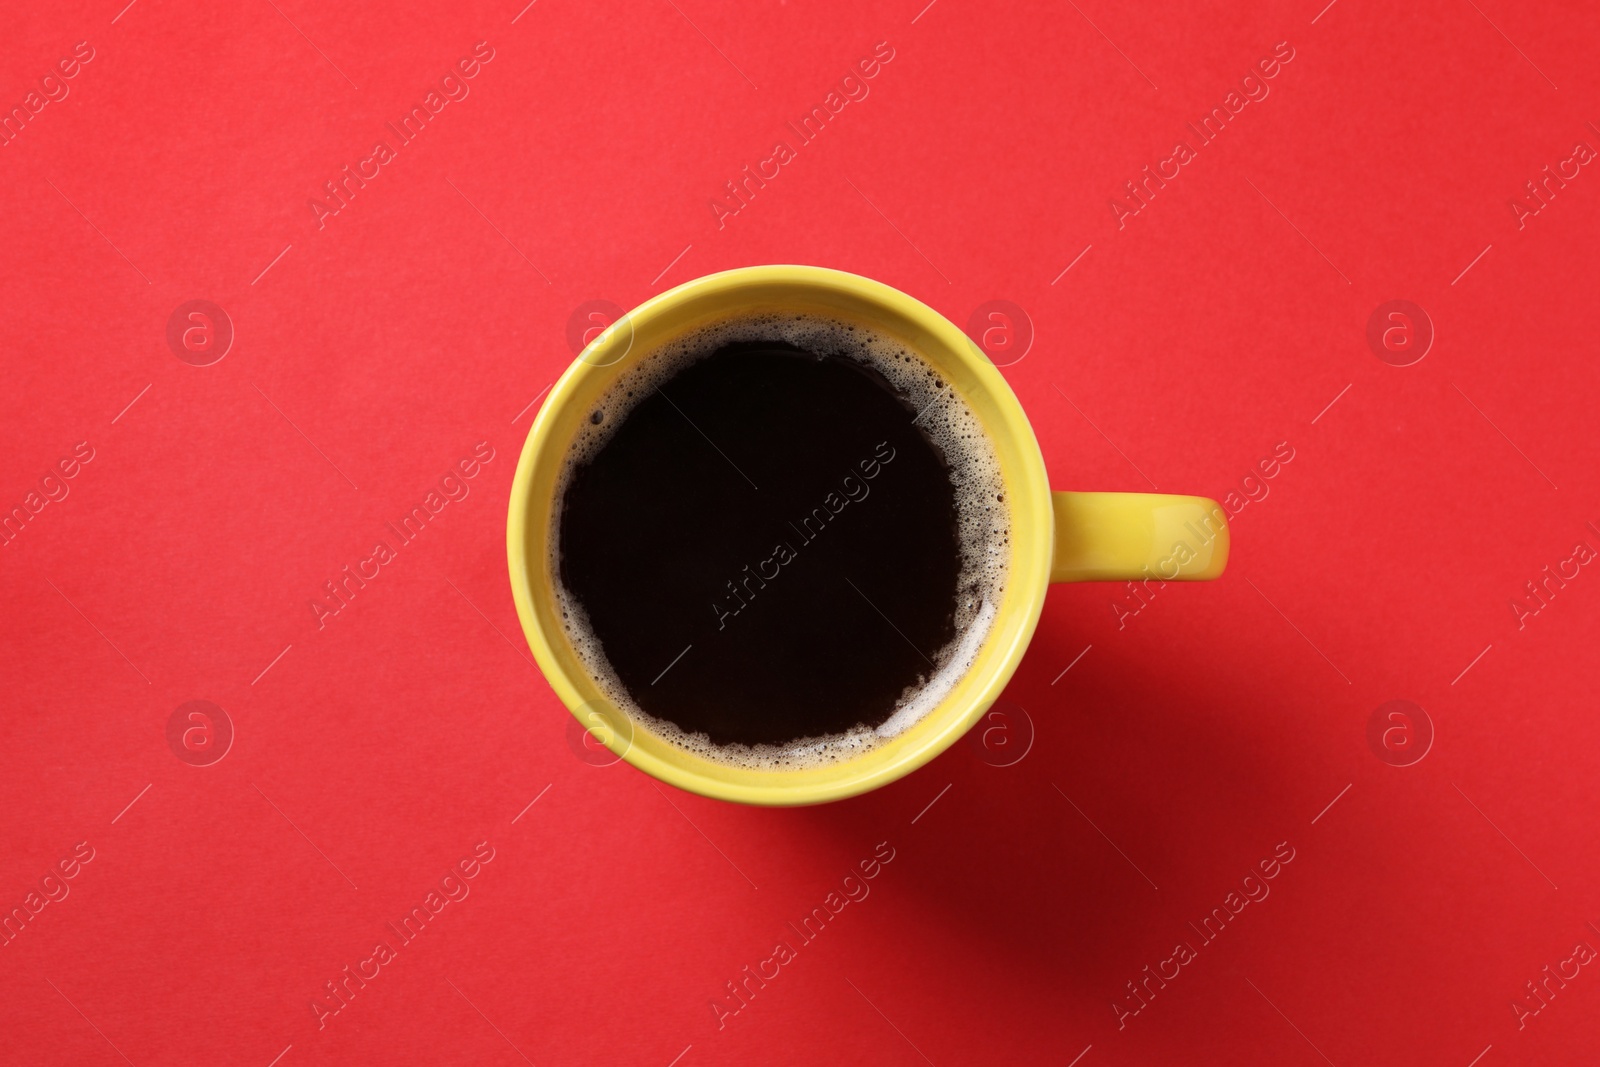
[551,312,1011,771]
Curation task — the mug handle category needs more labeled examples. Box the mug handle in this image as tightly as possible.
[1050,492,1229,583]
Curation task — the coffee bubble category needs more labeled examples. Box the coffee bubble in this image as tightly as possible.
[550,313,1010,771]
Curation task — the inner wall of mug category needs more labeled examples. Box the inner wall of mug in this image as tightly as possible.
[516,268,1053,801]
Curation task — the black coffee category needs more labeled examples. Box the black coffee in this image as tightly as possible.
[555,318,1006,764]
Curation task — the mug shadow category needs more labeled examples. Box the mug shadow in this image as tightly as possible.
[773,597,1320,1011]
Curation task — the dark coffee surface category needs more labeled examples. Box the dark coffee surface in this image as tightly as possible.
[557,340,964,749]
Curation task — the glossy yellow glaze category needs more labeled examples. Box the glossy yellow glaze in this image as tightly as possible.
[507,266,1227,805]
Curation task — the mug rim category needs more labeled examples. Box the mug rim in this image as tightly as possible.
[506,265,1054,804]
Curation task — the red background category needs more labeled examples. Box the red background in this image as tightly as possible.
[3,0,1598,1064]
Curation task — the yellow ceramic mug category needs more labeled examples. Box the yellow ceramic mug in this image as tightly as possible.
[507,266,1227,806]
